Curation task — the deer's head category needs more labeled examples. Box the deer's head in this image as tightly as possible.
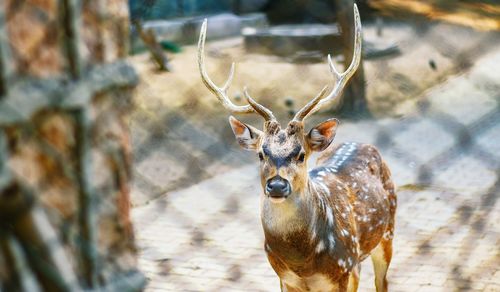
[198,5,361,203]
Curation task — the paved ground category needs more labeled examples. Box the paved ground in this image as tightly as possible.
[131,41,500,291]
[129,21,500,207]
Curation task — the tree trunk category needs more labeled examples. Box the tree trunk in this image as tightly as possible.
[335,0,368,117]
[0,0,144,290]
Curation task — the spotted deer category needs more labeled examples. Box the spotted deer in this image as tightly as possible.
[197,5,396,292]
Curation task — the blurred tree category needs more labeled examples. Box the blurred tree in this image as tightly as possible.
[263,0,372,24]
[0,0,144,290]
[133,20,172,71]
[335,0,368,116]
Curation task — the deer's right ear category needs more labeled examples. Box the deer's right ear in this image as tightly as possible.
[229,116,262,151]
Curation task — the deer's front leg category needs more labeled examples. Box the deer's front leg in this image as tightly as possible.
[347,264,361,292]
[337,273,351,292]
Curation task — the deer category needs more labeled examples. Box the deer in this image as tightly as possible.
[197,5,396,292]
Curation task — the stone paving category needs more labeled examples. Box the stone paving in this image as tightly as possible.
[132,46,500,290]
[128,21,500,207]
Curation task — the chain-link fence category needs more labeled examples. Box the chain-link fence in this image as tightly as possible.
[1,0,499,291]
[128,2,500,291]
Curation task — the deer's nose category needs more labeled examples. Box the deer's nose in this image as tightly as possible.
[265,176,291,198]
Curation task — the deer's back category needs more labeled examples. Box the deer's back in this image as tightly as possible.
[310,142,396,258]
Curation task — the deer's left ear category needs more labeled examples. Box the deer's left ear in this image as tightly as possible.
[306,118,339,152]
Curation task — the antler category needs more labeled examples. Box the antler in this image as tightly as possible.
[198,19,275,121]
[293,4,362,122]
[243,87,276,121]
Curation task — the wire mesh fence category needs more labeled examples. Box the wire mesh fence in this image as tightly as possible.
[1,0,499,291]
[128,3,500,291]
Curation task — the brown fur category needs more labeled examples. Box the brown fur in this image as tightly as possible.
[199,8,373,289]
[229,118,396,292]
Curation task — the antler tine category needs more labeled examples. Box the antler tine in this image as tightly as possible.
[198,19,254,114]
[243,87,276,121]
[294,4,362,120]
[293,86,329,122]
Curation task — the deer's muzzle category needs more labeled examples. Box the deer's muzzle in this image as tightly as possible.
[265,176,291,198]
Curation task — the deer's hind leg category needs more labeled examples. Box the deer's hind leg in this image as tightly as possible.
[370,237,392,292]
[371,161,396,292]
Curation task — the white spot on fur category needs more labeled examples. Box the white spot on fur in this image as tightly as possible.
[347,257,353,268]
[383,230,394,240]
[316,240,325,253]
[338,259,345,267]
[317,182,329,193]
[326,207,334,226]
[328,234,335,248]
[310,200,318,241]
[311,228,317,241]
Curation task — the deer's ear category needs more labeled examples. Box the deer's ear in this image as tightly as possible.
[229,116,262,151]
[307,118,339,152]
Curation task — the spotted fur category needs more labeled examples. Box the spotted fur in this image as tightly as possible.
[265,143,396,292]
[229,117,396,292]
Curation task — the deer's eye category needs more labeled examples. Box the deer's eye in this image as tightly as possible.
[297,152,306,163]
[258,152,264,161]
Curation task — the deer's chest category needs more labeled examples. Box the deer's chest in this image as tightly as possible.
[264,229,353,285]
[264,228,313,267]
